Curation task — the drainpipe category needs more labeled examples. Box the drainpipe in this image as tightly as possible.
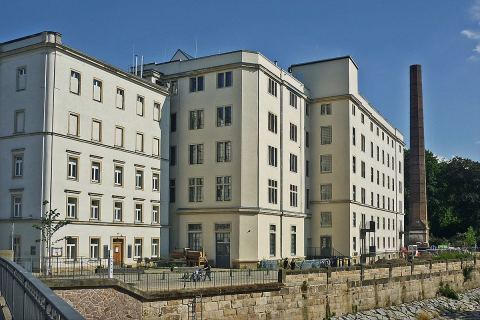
[279,74,284,259]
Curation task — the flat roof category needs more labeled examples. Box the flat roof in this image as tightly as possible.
[0,31,61,45]
[289,55,359,70]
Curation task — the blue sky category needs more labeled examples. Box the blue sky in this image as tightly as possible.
[1,0,479,161]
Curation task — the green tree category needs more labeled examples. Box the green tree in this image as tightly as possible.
[464,226,476,247]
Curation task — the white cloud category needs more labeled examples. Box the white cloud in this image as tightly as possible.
[461,1,480,61]
[461,29,480,39]
[474,45,480,53]
[472,0,480,22]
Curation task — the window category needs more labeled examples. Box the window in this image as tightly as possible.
[305,103,310,116]
[216,141,232,162]
[11,194,22,218]
[321,103,332,115]
[16,67,27,91]
[116,88,125,109]
[371,167,374,182]
[352,212,356,227]
[114,201,123,221]
[361,135,365,152]
[151,238,159,257]
[361,161,366,178]
[189,76,204,92]
[135,203,143,222]
[320,184,332,201]
[152,205,159,224]
[135,169,144,189]
[170,146,176,166]
[388,218,391,230]
[371,142,374,158]
[399,181,403,193]
[13,154,23,177]
[377,170,380,185]
[268,78,278,97]
[399,161,402,173]
[66,237,77,260]
[352,156,356,173]
[352,185,357,201]
[171,80,178,95]
[361,188,366,204]
[188,224,202,250]
[90,199,100,220]
[66,197,77,219]
[91,120,102,142]
[353,237,357,251]
[289,91,298,108]
[289,123,297,142]
[153,138,160,156]
[290,154,298,173]
[320,212,332,227]
[169,179,176,203]
[70,70,81,94]
[370,122,374,132]
[91,161,101,183]
[382,150,385,164]
[93,79,102,102]
[217,106,232,127]
[291,226,297,256]
[153,102,161,121]
[136,95,144,116]
[114,165,123,186]
[152,173,160,191]
[383,217,386,230]
[136,132,144,152]
[134,239,143,258]
[352,104,356,116]
[305,131,309,148]
[68,113,79,136]
[115,126,124,147]
[306,189,310,209]
[268,179,278,204]
[306,160,310,177]
[290,184,298,207]
[67,156,78,180]
[321,126,332,144]
[352,127,356,146]
[320,155,332,173]
[170,113,177,132]
[14,110,25,133]
[268,146,278,167]
[189,144,204,164]
[217,71,232,88]
[361,113,365,124]
[189,110,204,130]
[268,112,277,133]
[377,146,380,161]
[89,238,100,259]
[387,153,390,167]
[216,176,232,201]
[269,225,276,256]
[188,178,204,202]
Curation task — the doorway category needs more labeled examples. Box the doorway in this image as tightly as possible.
[215,232,230,268]
[320,236,332,257]
[112,239,124,266]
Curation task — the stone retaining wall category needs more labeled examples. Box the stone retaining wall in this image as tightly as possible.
[51,259,480,320]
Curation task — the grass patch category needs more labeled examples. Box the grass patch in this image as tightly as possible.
[432,251,472,261]
[438,283,459,300]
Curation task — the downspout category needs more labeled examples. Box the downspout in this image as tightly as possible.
[40,49,49,272]
[279,75,283,259]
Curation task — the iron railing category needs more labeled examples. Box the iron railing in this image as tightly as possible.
[0,257,84,320]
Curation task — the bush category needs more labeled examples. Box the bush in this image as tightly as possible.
[463,265,474,282]
[432,251,472,261]
[438,283,459,300]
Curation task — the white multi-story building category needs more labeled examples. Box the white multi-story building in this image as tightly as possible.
[0,32,170,268]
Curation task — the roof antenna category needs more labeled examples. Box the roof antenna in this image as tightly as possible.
[132,45,135,73]
[195,38,198,58]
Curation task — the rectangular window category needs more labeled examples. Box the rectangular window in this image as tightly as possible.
[268,112,277,133]
[216,176,232,201]
[170,146,176,166]
[66,197,77,219]
[305,131,310,148]
[114,126,124,147]
[399,181,403,193]
[114,201,123,221]
[152,205,159,223]
[352,212,356,227]
[321,126,332,144]
[217,106,232,127]
[216,141,232,162]
[352,156,356,173]
[361,113,365,124]
[361,135,365,152]
[14,110,25,133]
[289,184,298,207]
[352,104,356,116]
[377,146,380,161]
[291,226,297,256]
[13,154,24,177]
[114,165,123,186]
[151,238,159,257]
[67,156,78,180]
[70,70,81,94]
[11,194,22,218]
[68,113,79,136]
[217,71,232,88]
[135,169,144,189]
[370,142,374,158]
[136,132,144,152]
[306,189,310,209]
[189,110,204,130]
[136,95,144,116]
[290,153,298,173]
[16,67,27,91]
[268,146,278,167]
[153,102,160,121]
[91,120,102,142]
[268,78,278,97]
[353,237,357,251]
[371,167,374,182]
[320,184,332,201]
[352,185,356,201]
[66,237,77,260]
[93,79,102,102]
[153,137,160,156]
[135,203,143,222]
[188,177,204,202]
[269,225,276,256]
[361,188,366,204]
[321,103,332,115]
[188,224,202,250]
[169,179,176,203]
[116,88,125,109]
[189,144,204,164]
[152,173,159,191]
[320,155,332,173]
[171,80,178,95]
[134,239,143,258]
[90,238,99,259]
[399,161,402,173]
[289,91,298,108]
[371,191,374,206]
[320,212,332,227]
[306,160,310,177]
[289,123,297,142]
[91,161,101,183]
[268,179,278,204]
[90,198,100,220]
[352,127,356,146]
[170,113,177,132]
[190,76,204,92]
[361,161,365,178]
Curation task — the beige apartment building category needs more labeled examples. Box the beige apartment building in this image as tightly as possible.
[0,32,170,269]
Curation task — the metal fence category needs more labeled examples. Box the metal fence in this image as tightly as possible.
[0,257,84,320]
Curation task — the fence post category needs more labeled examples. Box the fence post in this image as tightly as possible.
[277,269,286,284]
[230,270,233,287]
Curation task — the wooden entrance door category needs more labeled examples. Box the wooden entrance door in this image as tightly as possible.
[112,239,123,265]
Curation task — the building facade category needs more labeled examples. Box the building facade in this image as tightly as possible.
[0,32,170,269]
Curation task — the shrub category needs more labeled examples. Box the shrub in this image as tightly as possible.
[463,265,474,282]
[438,283,459,300]
[433,251,472,261]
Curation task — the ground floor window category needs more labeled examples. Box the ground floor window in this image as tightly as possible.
[90,238,100,259]
[151,238,159,257]
[269,225,276,256]
[66,237,77,260]
[188,224,202,251]
[290,226,297,256]
[134,238,143,258]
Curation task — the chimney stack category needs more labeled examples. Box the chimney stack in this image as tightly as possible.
[408,65,429,246]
